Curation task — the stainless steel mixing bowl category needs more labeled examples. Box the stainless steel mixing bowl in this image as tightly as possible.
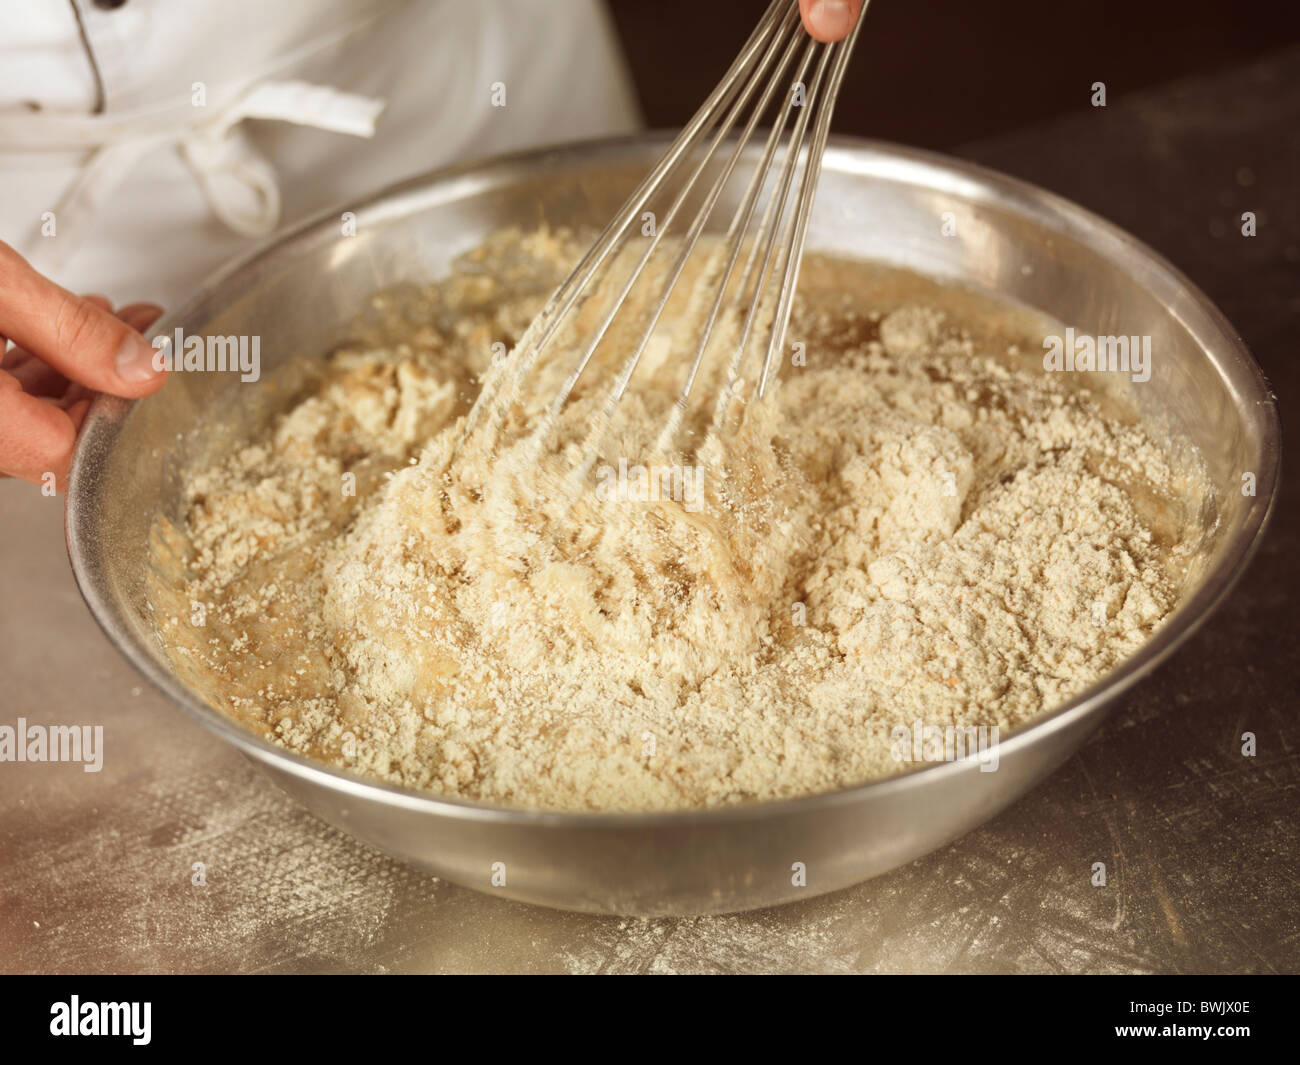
[66,136,1280,915]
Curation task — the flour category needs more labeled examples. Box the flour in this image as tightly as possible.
[150,230,1201,812]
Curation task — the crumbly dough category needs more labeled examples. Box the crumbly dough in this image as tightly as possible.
[150,229,1202,812]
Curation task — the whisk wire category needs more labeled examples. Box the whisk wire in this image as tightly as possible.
[458,0,866,470]
[758,11,866,398]
[452,0,794,453]
[545,1,801,427]
[722,39,835,408]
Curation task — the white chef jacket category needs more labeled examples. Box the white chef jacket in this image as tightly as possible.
[0,0,641,306]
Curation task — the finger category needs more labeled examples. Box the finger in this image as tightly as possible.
[65,396,93,434]
[0,299,160,486]
[115,302,165,333]
[0,241,166,398]
[3,303,166,398]
[58,381,93,411]
[0,369,80,488]
[9,356,66,397]
[799,0,863,42]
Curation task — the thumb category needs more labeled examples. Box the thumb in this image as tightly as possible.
[0,242,167,399]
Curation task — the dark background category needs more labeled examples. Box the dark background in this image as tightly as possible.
[607,0,1300,148]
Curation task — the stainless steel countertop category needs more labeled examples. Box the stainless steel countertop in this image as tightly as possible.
[2,49,1296,975]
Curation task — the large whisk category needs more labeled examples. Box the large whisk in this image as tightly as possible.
[462,0,866,467]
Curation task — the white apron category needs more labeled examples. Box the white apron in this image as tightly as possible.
[0,0,640,305]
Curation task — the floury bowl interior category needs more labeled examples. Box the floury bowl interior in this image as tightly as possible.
[67,136,1279,915]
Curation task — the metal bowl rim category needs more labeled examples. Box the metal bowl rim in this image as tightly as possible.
[66,132,1281,829]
